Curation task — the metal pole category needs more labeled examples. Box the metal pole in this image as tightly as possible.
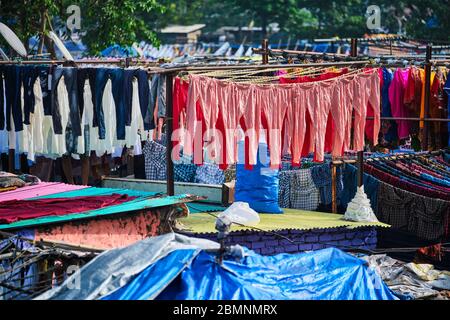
[351,38,364,187]
[423,44,432,150]
[165,72,175,196]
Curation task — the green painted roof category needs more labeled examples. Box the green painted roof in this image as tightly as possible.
[179,208,390,234]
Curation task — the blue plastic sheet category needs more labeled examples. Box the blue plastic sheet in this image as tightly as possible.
[105,246,397,300]
[102,249,198,300]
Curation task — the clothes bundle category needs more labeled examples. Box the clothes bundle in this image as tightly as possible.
[0,171,41,191]
[175,68,381,168]
[0,64,167,162]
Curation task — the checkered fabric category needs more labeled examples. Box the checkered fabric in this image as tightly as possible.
[289,169,320,211]
[310,164,343,206]
[174,155,197,183]
[143,140,166,180]
[224,164,236,183]
[195,163,225,185]
[278,171,292,208]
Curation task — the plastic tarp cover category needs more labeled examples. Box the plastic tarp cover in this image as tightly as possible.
[101,249,198,300]
[34,233,219,300]
[100,246,397,300]
[156,247,397,300]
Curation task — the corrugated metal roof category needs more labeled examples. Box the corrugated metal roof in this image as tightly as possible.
[0,194,199,230]
[179,209,390,234]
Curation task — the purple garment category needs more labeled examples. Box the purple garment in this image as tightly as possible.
[388,69,411,139]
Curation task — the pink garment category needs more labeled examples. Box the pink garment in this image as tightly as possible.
[238,83,262,166]
[389,68,410,139]
[331,79,353,157]
[261,86,288,167]
[312,83,333,162]
[364,69,383,144]
[184,69,381,167]
[217,81,244,167]
[185,75,210,161]
[351,70,381,151]
[0,182,89,202]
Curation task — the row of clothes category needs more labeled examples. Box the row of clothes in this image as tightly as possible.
[340,153,450,241]
[278,162,344,211]
[379,66,450,149]
[0,64,168,161]
[142,138,228,185]
[172,66,450,171]
[175,68,381,169]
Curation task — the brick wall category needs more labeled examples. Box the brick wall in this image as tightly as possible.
[181,227,378,255]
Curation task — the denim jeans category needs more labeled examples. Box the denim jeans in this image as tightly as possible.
[21,65,40,125]
[124,69,155,131]
[3,65,23,132]
[37,65,53,116]
[77,68,96,117]
[51,67,82,137]
[94,68,125,140]
[150,73,166,118]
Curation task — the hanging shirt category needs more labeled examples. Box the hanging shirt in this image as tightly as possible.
[419,70,436,129]
[388,68,410,140]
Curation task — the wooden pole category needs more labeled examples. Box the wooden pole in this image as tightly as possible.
[262,39,269,64]
[331,164,337,213]
[351,38,364,188]
[423,44,432,150]
[165,72,175,196]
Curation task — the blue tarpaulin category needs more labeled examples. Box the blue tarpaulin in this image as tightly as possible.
[103,245,397,300]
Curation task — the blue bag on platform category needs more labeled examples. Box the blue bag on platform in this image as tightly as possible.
[235,142,283,214]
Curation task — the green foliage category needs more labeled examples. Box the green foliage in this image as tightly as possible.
[68,0,165,55]
[0,0,164,55]
[0,0,58,51]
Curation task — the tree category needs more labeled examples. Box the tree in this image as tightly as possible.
[228,0,298,38]
[0,0,165,56]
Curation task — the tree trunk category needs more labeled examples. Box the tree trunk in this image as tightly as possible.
[261,16,268,40]
[37,10,47,54]
[44,35,57,59]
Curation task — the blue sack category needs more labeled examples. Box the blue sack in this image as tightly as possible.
[235,142,283,213]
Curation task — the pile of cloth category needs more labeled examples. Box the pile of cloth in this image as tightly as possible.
[0,172,41,192]
[363,254,450,300]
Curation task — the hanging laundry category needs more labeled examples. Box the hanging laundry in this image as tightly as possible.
[183,69,380,168]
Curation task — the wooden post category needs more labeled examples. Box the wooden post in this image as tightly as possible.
[262,39,269,64]
[165,72,175,196]
[331,163,337,213]
[423,44,432,150]
[351,38,364,187]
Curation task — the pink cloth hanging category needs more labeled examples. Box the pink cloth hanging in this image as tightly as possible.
[184,69,381,167]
